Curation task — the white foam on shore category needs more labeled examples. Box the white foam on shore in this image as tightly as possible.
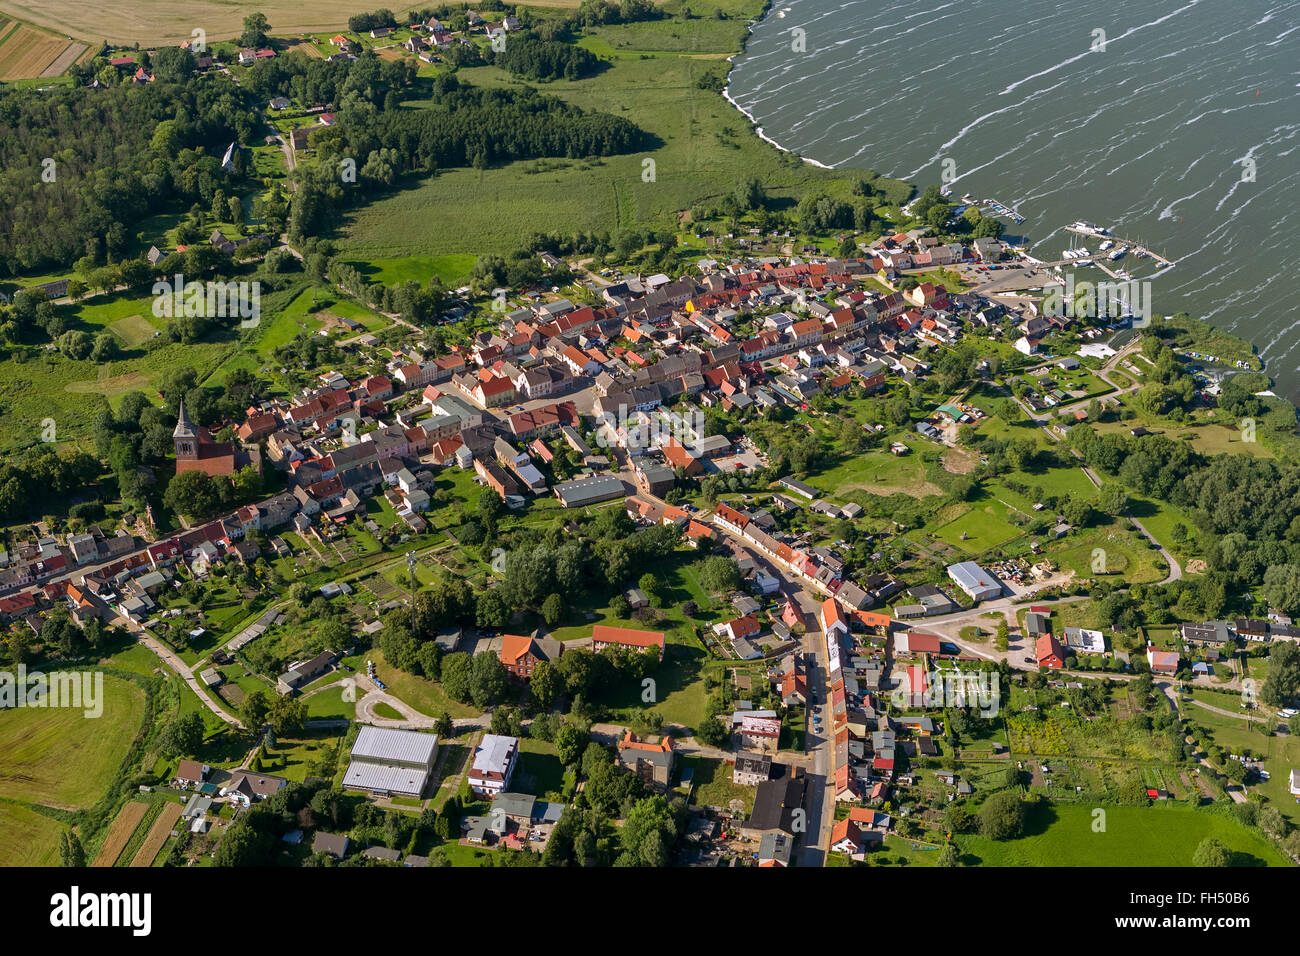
[721,14,837,170]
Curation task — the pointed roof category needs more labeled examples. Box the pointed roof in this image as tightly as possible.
[173,399,197,440]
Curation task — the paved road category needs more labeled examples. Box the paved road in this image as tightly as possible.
[137,634,245,729]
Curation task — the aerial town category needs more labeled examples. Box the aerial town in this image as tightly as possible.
[0,2,1296,898]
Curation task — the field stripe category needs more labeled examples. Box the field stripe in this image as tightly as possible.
[90,800,149,867]
[40,41,85,78]
[129,802,182,867]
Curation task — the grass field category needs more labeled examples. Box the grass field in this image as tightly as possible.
[0,674,146,809]
[338,22,894,261]
[0,801,64,866]
[955,802,1287,867]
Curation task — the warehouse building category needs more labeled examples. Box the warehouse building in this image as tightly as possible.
[552,474,625,508]
[342,726,439,798]
[946,561,1002,603]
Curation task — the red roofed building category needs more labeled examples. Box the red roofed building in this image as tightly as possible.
[174,400,260,478]
[498,633,562,679]
[591,625,665,659]
[1036,634,1066,669]
[820,598,848,640]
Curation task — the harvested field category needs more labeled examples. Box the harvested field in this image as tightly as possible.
[91,801,149,867]
[129,802,182,867]
[0,0,591,45]
[39,39,84,76]
[0,23,75,80]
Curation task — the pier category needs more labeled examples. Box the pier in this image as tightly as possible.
[1064,225,1174,268]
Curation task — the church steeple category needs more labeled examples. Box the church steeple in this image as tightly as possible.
[174,399,197,460]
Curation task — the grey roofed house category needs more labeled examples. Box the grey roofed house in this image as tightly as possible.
[226,770,287,801]
[276,649,335,694]
[946,560,1002,602]
[182,794,212,820]
[362,846,402,862]
[404,855,429,867]
[313,831,350,860]
[744,772,806,835]
[489,791,537,826]
[777,476,818,499]
[344,726,439,798]
[734,751,773,779]
[758,830,795,866]
[1025,611,1051,636]
[552,474,625,508]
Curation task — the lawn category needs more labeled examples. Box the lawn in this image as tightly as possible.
[954,802,1288,867]
[369,649,481,720]
[516,738,567,801]
[679,754,753,814]
[0,802,64,866]
[931,494,1024,554]
[0,673,146,809]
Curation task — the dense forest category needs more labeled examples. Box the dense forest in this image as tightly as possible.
[0,56,259,275]
[493,37,601,81]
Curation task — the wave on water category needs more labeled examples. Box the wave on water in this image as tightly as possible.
[721,4,838,170]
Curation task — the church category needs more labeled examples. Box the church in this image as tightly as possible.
[173,400,261,478]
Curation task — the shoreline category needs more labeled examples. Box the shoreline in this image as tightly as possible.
[721,1,836,171]
[716,22,1277,390]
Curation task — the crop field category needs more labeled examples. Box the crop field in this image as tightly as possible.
[129,801,182,866]
[0,674,146,809]
[0,802,63,866]
[0,0,595,46]
[955,803,1288,867]
[90,800,150,866]
[0,21,82,80]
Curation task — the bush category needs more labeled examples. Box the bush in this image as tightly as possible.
[977,791,1026,841]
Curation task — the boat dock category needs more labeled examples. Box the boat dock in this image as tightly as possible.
[982,197,1025,224]
[1064,224,1174,268]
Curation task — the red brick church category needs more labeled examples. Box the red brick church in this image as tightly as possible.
[173,400,261,478]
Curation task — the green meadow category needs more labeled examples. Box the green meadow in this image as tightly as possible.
[956,802,1288,867]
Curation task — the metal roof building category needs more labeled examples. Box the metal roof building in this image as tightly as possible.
[552,474,625,508]
[343,726,439,798]
[946,561,1002,602]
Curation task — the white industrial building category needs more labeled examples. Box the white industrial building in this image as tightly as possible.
[343,726,439,798]
[946,561,1002,603]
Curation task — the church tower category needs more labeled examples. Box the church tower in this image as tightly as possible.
[173,399,198,461]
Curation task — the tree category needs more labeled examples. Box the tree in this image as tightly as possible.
[554,723,588,765]
[1261,564,1300,616]
[158,712,205,757]
[468,651,508,708]
[936,843,961,867]
[1261,641,1300,708]
[59,830,86,867]
[530,660,564,709]
[541,592,566,627]
[1192,837,1231,867]
[241,12,270,47]
[694,716,730,748]
[440,652,472,702]
[977,792,1025,841]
